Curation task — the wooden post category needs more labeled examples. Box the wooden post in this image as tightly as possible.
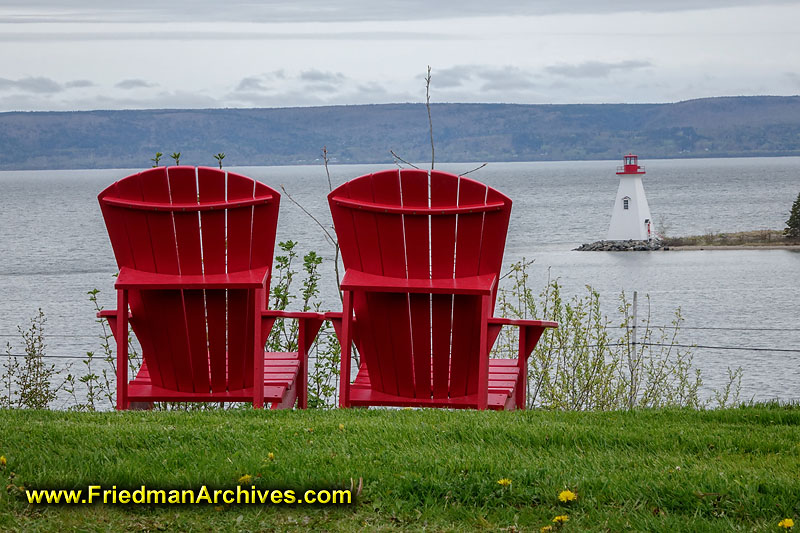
[632,291,638,349]
[628,290,638,409]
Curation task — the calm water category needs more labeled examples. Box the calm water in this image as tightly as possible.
[1,157,798,402]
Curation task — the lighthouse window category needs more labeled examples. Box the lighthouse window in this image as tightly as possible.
[623,197,630,210]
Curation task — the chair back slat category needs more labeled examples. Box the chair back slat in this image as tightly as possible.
[329,169,512,401]
[478,188,512,282]
[168,167,210,392]
[197,168,227,274]
[138,168,191,391]
[400,170,434,399]
[251,181,280,271]
[428,173,459,399]
[336,175,392,393]
[169,167,203,276]
[196,168,227,391]
[225,173,257,391]
[449,178,489,397]
[103,171,166,387]
[371,171,414,398]
[98,167,280,394]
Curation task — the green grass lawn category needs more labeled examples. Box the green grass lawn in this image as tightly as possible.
[1,406,799,532]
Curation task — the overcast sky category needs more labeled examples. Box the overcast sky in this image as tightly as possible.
[1,1,799,111]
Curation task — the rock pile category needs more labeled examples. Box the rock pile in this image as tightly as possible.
[574,239,666,252]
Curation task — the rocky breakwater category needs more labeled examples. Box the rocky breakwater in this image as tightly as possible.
[575,239,666,251]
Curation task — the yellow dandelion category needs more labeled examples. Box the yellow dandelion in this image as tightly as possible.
[779,518,794,529]
[307,428,314,433]
[267,452,275,461]
[497,478,512,487]
[0,456,6,467]
[237,474,252,485]
[214,505,224,512]
[558,489,577,503]
[552,515,569,524]
[339,423,345,430]
[541,526,553,532]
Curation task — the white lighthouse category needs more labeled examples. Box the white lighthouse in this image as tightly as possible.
[607,154,654,241]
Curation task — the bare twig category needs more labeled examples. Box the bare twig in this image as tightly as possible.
[425,65,435,170]
[321,147,343,299]
[322,146,333,192]
[390,150,420,170]
[459,163,488,177]
[279,185,336,247]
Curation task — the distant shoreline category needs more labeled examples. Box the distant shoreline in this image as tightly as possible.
[2,96,800,171]
[667,243,800,251]
[576,230,800,252]
[662,229,798,250]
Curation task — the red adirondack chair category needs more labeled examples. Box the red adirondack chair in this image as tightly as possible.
[327,169,557,410]
[97,166,323,410]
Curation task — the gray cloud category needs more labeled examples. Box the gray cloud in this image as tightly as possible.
[355,83,388,96]
[477,67,537,91]
[434,66,474,89]
[0,30,466,43]
[227,78,415,108]
[433,65,537,92]
[546,60,652,78]
[64,79,95,88]
[234,71,350,97]
[0,0,795,24]
[0,76,63,93]
[0,89,220,111]
[72,91,220,110]
[115,79,156,89]
[303,83,340,94]
[299,70,345,83]
[235,77,269,92]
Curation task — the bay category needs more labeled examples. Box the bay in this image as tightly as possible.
[1,157,798,403]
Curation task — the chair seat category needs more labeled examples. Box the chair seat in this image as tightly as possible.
[349,359,522,410]
[128,351,300,403]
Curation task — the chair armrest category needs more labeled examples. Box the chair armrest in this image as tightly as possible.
[489,317,558,362]
[340,270,497,295]
[97,309,132,319]
[115,266,270,290]
[262,310,325,320]
[489,318,558,329]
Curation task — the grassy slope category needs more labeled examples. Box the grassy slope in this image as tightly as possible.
[1,407,799,532]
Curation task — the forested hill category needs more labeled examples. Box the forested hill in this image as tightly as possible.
[1,96,799,170]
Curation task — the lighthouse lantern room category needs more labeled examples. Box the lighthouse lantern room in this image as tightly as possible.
[607,154,654,241]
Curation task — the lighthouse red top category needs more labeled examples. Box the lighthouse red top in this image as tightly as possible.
[617,153,646,175]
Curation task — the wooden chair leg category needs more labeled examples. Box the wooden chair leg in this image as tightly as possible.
[339,291,353,408]
[116,289,129,411]
[296,317,324,409]
[252,287,265,409]
[270,382,298,410]
[516,327,528,410]
[477,294,490,411]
